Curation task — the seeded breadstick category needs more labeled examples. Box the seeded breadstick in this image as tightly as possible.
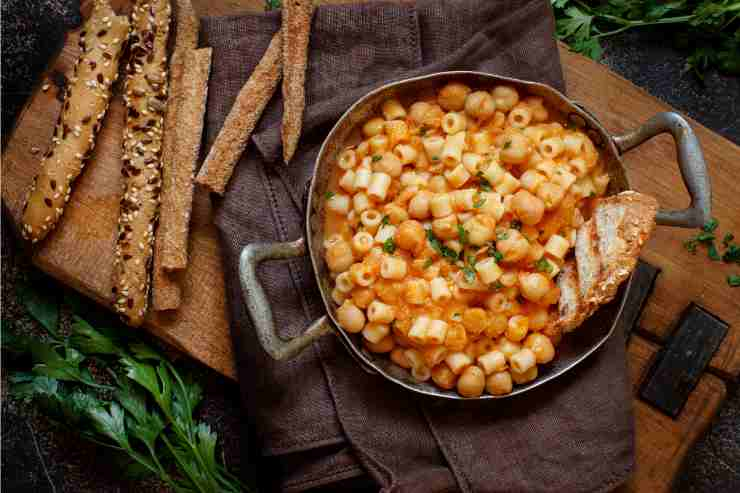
[281,0,314,164]
[195,32,282,194]
[21,0,129,243]
[158,47,211,271]
[151,0,201,310]
[112,0,171,327]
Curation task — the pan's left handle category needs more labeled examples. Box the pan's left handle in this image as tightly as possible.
[239,238,332,360]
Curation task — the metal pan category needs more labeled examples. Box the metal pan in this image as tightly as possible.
[238,71,711,399]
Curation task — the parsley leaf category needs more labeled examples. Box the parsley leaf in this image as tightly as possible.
[381,215,390,226]
[535,257,553,274]
[503,140,512,149]
[497,230,509,241]
[426,229,460,262]
[703,218,719,233]
[476,172,493,192]
[724,244,740,264]
[383,237,396,254]
[491,280,504,290]
[728,274,740,287]
[372,154,383,162]
[325,191,335,200]
[510,219,522,230]
[723,233,735,247]
[419,125,429,137]
[423,258,434,269]
[457,225,469,245]
[463,265,477,283]
[488,244,504,262]
[708,242,721,261]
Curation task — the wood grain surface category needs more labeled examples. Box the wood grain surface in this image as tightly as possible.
[2,1,737,491]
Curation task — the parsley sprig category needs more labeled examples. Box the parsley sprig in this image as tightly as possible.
[551,0,740,78]
[426,228,460,262]
[4,282,249,492]
[683,217,740,287]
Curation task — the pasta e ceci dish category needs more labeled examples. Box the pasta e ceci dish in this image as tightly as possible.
[322,81,610,398]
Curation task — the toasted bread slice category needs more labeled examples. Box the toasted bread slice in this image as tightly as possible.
[548,191,658,342]
[544,261,580,343]
[586,191,658,307]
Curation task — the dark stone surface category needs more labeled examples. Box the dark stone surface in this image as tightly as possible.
[1,5,739,492]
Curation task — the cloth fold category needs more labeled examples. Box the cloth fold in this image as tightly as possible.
[201,1,634,491]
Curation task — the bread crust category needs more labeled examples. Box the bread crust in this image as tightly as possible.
[21,0,130,243]
[281,0,314,164]
[547,191,658,343]
[113,0,171,327]
[195,31,282,194]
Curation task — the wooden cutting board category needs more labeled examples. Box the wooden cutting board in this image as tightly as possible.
[2,1,738,491]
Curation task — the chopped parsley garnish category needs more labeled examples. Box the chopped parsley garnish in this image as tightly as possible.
[535,257,553,274]
[463,265,477,283]
[467,254,477,267]
[383,237,396,254]
[503,140,511,149]
[457,225,468,245]
[708,243,721,261]
[423,258,434,269]
[723,233,735,247]
[728,275,740,287]
[703,218,719,233]
[419,126,429,137]
[476,171,492,192]
[325,191,335,200]
[510,219,522,230]
[381,215,390,226]
[488,244,504,262]
[491,280,504,290]
[372,154,382,162]
[432,156,440,161]
[473,193,487,209]
[497,231,509,241]
[724,244,740,264]
[426,229,459,262]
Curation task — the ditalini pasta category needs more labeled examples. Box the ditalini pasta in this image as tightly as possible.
[322,81,609,397]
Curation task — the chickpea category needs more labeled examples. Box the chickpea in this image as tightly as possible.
[506,315,529,342]
[524,333,556,364]
[528,307,550,330]
[462,307,488,336]
[519,272,550,302]
[486,371,513,395]
[383,202,409,225]
[499,132,532,165]
[396,220,426,253]
[438,82,472,111]
[491,86,520,112]
[409,101,433,125]
[495,229,529,262]
[540,285,561,306]
[511,365,538,385]
[486,313,508,338]
[336,300,366,333]
[432,214,459,240]
[511,190,545,225]
[432,364,458,390]
[390,347,412,368]
[362,117,385,137]
[464,91,496,120]
[351,287,375,309]
[374,152,403,177]
[536,182,565,210]
[326,240,354,272]
[457,365,485,397]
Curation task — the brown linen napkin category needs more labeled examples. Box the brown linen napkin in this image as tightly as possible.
[200,1,634,491]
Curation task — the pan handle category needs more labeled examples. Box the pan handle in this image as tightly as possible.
[612,112,711,228]
[239,237,332,360]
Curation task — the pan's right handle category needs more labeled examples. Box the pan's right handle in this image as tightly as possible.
[239,238,332,360]
[612,112,711,228]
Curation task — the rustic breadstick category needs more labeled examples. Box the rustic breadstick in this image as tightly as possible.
[21,0,129,243]
[151,0,200,310]
[281,0,314,164]
[158,47,211,271]
[112,0,171,327]
[195,31,282,194]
